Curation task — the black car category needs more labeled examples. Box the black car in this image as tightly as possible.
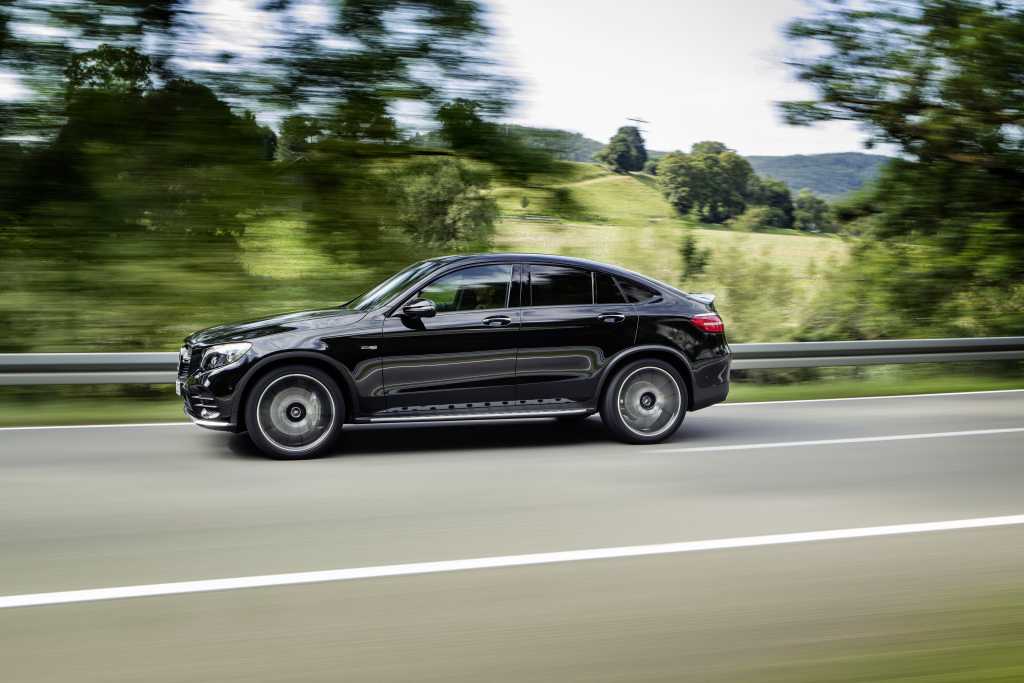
[178,254,731,459]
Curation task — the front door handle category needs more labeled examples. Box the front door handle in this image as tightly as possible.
[598,313,626,323]
[482,315,512,327]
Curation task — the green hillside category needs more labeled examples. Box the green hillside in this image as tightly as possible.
[745,152,889,201]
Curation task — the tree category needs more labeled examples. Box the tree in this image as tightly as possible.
[276,114,321,161]
[1,48,273,350]
[595,126,647,173]
[781,0,1024,336]
[793,189,835,232]
[657,141,758,223]
[757,176,795,229]
[679,231,711,278]
[384,158,498,248]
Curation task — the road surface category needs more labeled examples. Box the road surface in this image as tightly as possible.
[1,391,1022,681]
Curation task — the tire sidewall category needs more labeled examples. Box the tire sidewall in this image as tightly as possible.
[245,364,345,459]
[600,358,687,444]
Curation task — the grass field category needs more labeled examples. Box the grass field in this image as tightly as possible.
[494,220,848,292]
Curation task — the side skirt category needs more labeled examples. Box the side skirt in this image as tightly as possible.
[358,404,596,424]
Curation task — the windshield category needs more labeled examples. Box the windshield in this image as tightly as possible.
[343,259,447,312]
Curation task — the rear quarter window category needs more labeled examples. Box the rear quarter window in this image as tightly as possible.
[616,278,660,304]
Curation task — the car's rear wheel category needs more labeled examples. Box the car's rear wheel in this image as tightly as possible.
[601,359,686,444]
[245,365,344,459]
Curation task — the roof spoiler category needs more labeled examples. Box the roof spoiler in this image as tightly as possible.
[688,293,716,305]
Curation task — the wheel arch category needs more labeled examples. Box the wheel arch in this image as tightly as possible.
[597,345,695,411]
[232,352,358,432]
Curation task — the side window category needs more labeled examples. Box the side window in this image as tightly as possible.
[530,265,593,307]
[418,265,513,313]
[595,272,627,304]
[616,278,659,304]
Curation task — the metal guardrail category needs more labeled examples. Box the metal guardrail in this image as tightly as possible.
[0,353,178,385]
[731,337,1024,370]
[0,338,1022,385]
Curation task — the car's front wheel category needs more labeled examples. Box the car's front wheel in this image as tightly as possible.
[601,359,687,444]
[245,365,344,459]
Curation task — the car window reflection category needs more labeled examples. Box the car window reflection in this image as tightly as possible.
[419,265,513,313]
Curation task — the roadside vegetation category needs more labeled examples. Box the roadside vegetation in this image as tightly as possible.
[0,0,1020,415]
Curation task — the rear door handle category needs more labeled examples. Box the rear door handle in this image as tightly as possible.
[482,315,513,327]
[598,313,626,323]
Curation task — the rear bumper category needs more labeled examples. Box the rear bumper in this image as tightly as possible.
[690,356,730,411]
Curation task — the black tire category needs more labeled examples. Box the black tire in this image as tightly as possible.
[244,365,344,459]
[600,359,687,444]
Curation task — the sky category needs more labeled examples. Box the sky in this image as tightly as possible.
[486,0,873,157]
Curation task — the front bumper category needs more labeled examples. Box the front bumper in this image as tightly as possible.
[177,351,247,432]
[183,401,236,431]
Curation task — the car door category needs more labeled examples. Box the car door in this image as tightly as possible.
[516,263,638,403]
[380,263,522,413]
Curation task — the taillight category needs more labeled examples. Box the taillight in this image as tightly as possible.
[690,313,724,333]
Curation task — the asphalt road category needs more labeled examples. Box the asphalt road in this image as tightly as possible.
[1,391,1023,681]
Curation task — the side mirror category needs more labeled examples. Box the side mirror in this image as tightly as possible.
[402,297,436,318]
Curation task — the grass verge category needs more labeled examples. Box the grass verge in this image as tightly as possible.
[726,374,1024,403]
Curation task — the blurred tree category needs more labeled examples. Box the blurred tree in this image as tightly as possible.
[657,142,758,223]
[384,157,497,248]
[0,1,574,352]
[435,98,559,183]
[679,230,711,279]
[595,126,647,173]
[2,46,276,350]
[276,114,321,161]
[782,0,1024,336]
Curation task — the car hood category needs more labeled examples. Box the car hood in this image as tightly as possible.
[186,308,367,346]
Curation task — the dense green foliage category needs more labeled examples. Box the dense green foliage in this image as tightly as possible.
[595,126,647,173]
[657,142,758,222]
[745,153,888,201]
[384,157,497,248]
[0,0,553,352]
[782,0,1024,337]
[793,189,836,232]
[658,142,800,229]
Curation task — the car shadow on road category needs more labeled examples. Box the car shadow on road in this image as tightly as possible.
[224,416,621,460]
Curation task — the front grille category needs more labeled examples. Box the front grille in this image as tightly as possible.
[178,345,202,377]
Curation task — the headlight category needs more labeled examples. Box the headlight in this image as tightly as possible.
[200,342,251,372]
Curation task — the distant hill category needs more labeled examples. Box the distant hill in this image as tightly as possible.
[408,125,605,163]
[745,152,889,201]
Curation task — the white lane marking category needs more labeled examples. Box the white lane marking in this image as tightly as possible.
[2,514,1023,609]
[650,427,1024,454]
[721,388,1024,406]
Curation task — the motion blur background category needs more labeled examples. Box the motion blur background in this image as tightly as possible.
[1,0,1022,347]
